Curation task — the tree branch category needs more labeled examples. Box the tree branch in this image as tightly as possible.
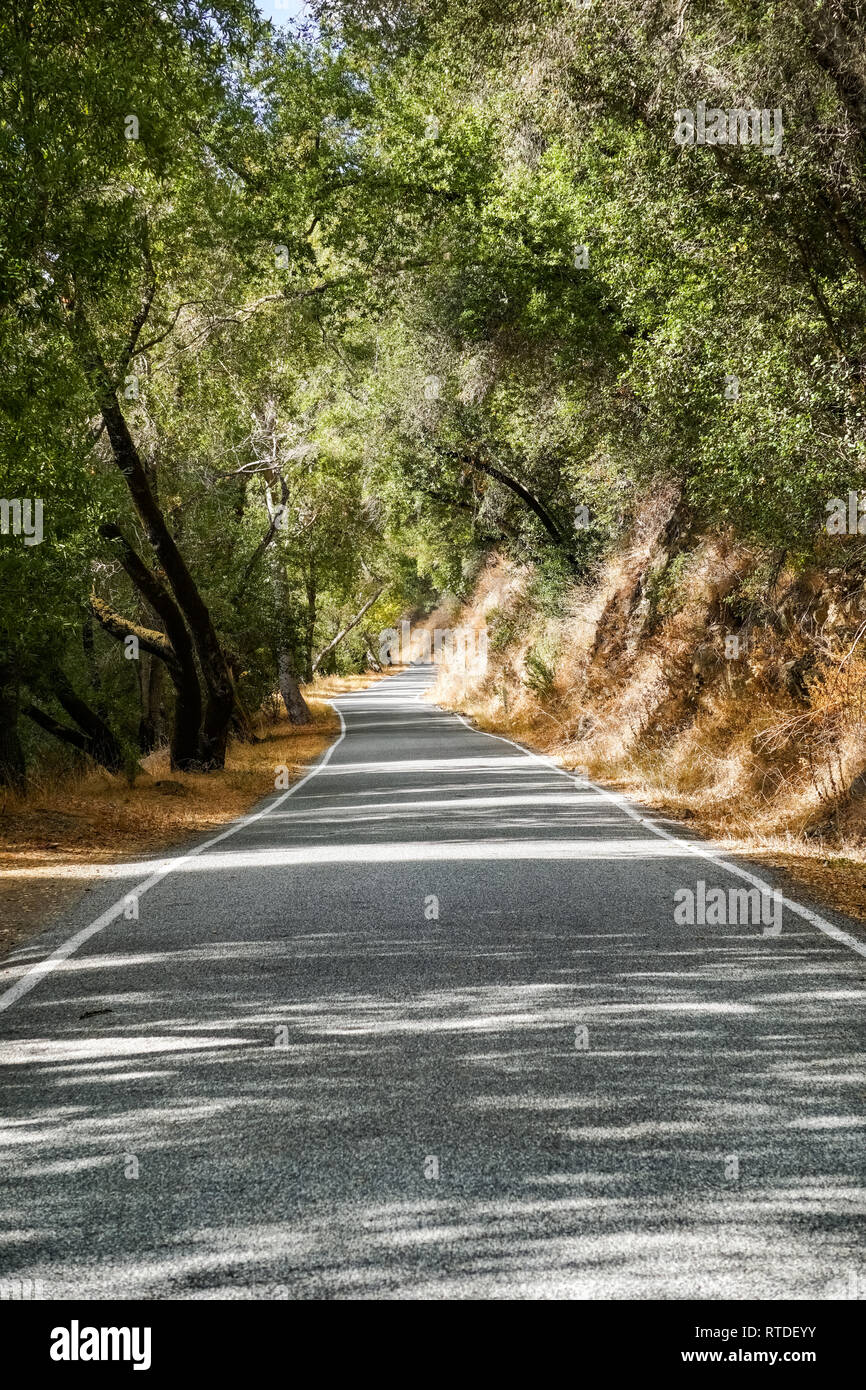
[121,213,157,372]
[312,587,387,674]
[89,596,181,676]
[97,523,198,677]
[23,704,91,756]
[438,449,568,550]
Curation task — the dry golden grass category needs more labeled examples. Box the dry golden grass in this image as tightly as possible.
[0,671,385,958]
[429,549,866,930]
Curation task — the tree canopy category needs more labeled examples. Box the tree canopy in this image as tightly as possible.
[1,0,864,785]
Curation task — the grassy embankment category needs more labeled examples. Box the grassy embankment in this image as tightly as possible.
[428,514,866,931]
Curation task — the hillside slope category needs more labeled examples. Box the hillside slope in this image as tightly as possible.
[430,503,866,921]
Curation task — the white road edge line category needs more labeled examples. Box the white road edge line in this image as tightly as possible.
[0,706,348,1015]
[449,708,866,960]
[3,666,863,1021]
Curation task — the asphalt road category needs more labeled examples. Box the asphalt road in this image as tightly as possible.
[0,666,864,1300]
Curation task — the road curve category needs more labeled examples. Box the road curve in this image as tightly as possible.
[0,666,863,1300]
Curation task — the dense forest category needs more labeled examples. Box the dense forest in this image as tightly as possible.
[2,1,865,832]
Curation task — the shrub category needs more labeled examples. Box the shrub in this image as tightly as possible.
[523,647,557,700]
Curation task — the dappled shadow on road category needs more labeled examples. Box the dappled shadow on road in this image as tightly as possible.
[0,776,661,889]
[0,671,863,1298]
[1,922,863,1299]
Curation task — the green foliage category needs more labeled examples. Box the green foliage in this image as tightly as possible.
[646,551,690,622]
[486,606,519,653]
[3,0,866,781]
[523,647,557,701]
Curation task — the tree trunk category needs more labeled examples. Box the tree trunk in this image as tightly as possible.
[138,662,155,754]
[147,655,165,748]
[278,648,312,725]
[0,662,27,793]
[440,448,577,565]
[76,324,234,768]
[90,586,201,771]
[361,629,383,671]
[268,535,311,726]
[81,614,109,721]
[312,587,386,674]
[50,669,126,774]
[469,457,568,550]
[137,652,166,753]
[24,704,92,759]
[303,564,317,684]
[23,687,131,776]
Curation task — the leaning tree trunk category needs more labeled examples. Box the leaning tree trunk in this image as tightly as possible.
[90,587,201,772]
[23,677,130,776]
[51,668,126,773]
[0,661,27,793]
[361,629,382,671]
[312,587,386,676]
[101,389,234,766]
[77,323,234,768]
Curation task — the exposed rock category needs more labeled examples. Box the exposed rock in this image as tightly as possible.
[781,654,813,704]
